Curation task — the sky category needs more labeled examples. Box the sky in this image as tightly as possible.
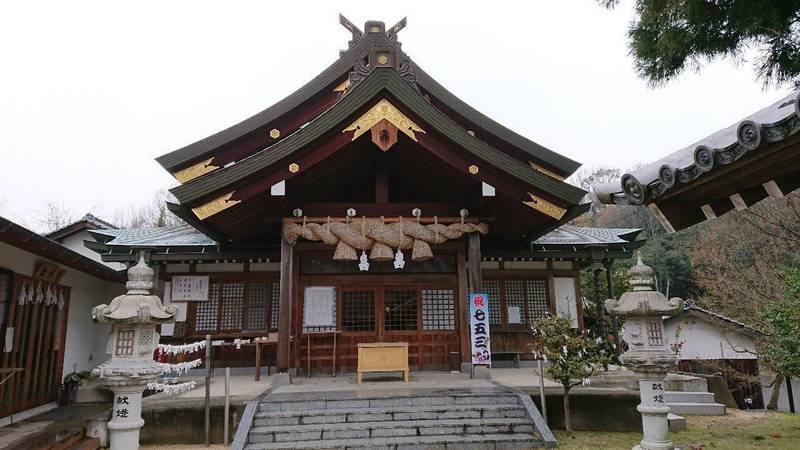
[0,1,791,231]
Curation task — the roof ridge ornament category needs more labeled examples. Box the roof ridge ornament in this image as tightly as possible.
[339,14,407,49]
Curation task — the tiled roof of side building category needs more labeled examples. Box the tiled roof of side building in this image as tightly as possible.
[533,225,641,246]
[666,303,763,337]
[45,213,118,240]
[90,226,218,247]
[596,91,800,206]
[91,224,637,250]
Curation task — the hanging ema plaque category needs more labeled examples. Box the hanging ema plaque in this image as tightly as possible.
[469,293,491,366]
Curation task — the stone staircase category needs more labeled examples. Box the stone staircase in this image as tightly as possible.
[665,391,726,416]
[237,386,554,449]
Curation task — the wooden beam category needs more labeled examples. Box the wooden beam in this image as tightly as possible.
[648,204,676,234]
[456,244,470,363]
[729,193,748,211]
[763,180,784,199]
[276,238,294,372]
[700,204,717,220]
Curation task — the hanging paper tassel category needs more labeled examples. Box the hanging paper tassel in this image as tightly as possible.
[157,340,207,356]
[158,359,202,375]
[393,248,405,269]
[57,288,65,309]
[358,250,370,272]
[147,381,196,396]
[17,283,27,305]
[34,282,44,304]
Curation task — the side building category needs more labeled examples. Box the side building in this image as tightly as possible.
[0,216,123,424]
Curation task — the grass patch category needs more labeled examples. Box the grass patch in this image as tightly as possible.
[553,410,800,449]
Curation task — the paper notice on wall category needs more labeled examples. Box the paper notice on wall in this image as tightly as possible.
[507,306,521,324]
[303,287,334,327]
[171,276,209,301]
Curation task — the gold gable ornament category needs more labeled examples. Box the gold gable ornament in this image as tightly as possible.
[343,99,425,151]
[172,158,219,183]
[192,192,241,220]
[523,193,566,219]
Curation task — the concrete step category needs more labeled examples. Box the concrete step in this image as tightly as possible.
[257,395,520,412]
[667,413,686,432]
[249,417,535,443]
[667,402,726,416]
[253,403,526,426]
[244,432,543,450]
[664,391,715,403]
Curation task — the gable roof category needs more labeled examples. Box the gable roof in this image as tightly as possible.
[45,213,117,241]
[170,67,586,207]
[156,28,581,178]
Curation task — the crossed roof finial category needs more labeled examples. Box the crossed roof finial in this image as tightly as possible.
[339,14,407,47]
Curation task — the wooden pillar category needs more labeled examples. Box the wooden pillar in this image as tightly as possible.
[456,246,469,363]
[277,237,294,372]
[467,232,482,292]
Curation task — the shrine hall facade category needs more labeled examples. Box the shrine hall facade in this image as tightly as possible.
[88,18,643,373]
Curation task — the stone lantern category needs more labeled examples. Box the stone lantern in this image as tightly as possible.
[606,253,683,450]
[92,252,176,450]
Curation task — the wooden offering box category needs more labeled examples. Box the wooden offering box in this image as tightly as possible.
[356,342,410,384]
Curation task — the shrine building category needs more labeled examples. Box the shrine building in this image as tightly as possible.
[87,17,643,374]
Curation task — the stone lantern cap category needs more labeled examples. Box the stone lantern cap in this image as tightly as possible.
[605,253,683,318]
[92,252,176,325]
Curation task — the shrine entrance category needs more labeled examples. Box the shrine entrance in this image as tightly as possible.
[295,247,465,375]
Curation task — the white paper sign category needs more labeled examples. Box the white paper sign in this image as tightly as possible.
[171,276,209,301]
[304,287,334,327]
[507,306,521,324]
[469,293,491,365]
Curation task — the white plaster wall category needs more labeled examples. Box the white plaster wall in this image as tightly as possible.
[665,314,757,360]
[58,232,126,271]
[761,375,800,413]
[0,241,124,378]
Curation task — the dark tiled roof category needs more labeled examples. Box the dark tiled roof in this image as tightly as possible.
[666,303,763,336]
[92,224,632,249]
[170,68,587,208]
[0,216,124,282]
[533,225,641,245]
[90,226,217,247]
[596,91,800,206]
[45,213,117,241]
